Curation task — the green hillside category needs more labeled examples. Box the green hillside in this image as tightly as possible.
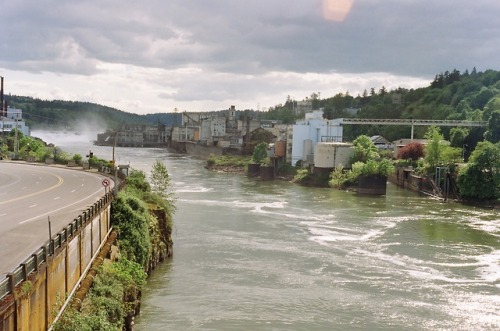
[263,68,500,152]
[4,95,181,131]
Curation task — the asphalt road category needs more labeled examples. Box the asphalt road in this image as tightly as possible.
[0,162,114,276]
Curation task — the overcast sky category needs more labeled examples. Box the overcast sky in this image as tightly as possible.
[1,0,499,115]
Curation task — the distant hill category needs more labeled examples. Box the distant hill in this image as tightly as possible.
[4,95,182,131]
[262,68,500,144]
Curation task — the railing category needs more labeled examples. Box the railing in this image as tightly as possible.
[0,191,114,301]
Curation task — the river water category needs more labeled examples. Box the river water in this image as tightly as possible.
[34,131,500,331]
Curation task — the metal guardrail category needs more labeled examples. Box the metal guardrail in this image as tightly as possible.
[0,191,114,301]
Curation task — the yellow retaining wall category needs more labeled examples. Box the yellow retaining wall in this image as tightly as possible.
[0,199,112,331]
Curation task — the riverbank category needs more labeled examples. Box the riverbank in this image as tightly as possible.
[53,168,174,330]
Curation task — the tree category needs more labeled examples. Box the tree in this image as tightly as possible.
[351,135,379,163]
[457,141,500,199]
[397,142,424,161]
[424,126,445,170]
[484,110,500,143]
[252,142,268,164]
[150,160,176,212]
[449,127,468,147]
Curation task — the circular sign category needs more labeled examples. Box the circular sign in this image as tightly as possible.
[102,179,110,187]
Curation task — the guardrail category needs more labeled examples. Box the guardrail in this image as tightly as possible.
[0,191,114,301]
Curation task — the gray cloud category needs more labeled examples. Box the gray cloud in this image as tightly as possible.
[1,0,499,113]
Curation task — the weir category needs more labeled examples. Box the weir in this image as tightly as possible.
[0,191,114,331]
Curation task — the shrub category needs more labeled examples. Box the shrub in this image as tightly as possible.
[252,142,268,164]
[397,142,424,160]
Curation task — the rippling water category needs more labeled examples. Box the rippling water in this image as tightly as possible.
[34,131,500,331]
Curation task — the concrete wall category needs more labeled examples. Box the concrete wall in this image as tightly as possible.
[0,193,113,331]
[185,142,223,160]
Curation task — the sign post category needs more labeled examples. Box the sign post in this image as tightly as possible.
[102,178,110,194]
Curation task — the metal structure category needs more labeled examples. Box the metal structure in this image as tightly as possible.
[340,118,487,139]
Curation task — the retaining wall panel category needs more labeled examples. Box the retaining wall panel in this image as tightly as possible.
[47,250,67,326]
[82,226,92,268]
[67,237,81,292]
[92,218,101,257]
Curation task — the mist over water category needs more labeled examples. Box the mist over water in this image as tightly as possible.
[34,131,500,330]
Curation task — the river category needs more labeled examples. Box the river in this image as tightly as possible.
[34,131,500,331]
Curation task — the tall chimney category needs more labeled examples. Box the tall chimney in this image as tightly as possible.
[0,76,4,116]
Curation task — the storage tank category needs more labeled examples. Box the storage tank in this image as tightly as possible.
[314,142,354,170]
[274,140,286,157]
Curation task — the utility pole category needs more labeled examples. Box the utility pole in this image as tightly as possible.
[113,131,118,196]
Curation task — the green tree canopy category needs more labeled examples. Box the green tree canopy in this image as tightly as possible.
[424,126,445,169]
[457,141,500,200]
[484,110,500,143]
[150,160,176,213]
[351,135,379,163]
[252,142,269,164]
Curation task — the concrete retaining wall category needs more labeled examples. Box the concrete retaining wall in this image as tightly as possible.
[0,193,113,331]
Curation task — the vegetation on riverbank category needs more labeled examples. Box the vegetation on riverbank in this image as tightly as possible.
[53,161,174,330]
[205,154,253,173]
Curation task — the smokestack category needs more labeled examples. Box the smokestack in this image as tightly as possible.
[0,76,4,116]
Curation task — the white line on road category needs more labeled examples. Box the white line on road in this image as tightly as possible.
[19,187,105,225]
[54,197,61,200]
[0,213,7,217]
[29,204,38,208]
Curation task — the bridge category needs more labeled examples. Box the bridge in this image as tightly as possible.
[340,118,488,139]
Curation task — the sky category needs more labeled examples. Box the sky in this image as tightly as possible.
[1,0,499,115]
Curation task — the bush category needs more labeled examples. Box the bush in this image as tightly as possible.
[252,142,268,164]
[397,142,424,160]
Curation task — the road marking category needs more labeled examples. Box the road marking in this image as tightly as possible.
[0,213,7,217]
[19,186,105,225]
[54,197,61,200]
[0,173,64,205]
[71,189,76,193]
[29,204,38,208]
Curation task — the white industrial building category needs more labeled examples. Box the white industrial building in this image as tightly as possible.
[0,107,30,136]
[290,110,343,166]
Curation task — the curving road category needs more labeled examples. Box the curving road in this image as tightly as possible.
[0,162,114,276]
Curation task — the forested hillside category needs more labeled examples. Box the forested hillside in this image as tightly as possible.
[263,68,500,151]
[4,95,181,131]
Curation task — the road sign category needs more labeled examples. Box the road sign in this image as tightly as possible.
[102,179,110,187]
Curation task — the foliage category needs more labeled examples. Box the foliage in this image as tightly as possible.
[122,168,174,229]
[329,159,394,189]
[292,168,330,187]
[484,110,500,143]
[48,161,173,330]
[356,159,393,178]
[329,165,361,188]
[150,160,176,213]
[206,154,252,169]
[351,135,379,163]
[277,163,297,177]
[397,142,424,161]
[6,95,160,130]
[449,127,468,147]
[252,142,269,164]
[53,258,147,331]
[424,126,444,169]
[125,170,151,192]
[457,141,500,200]
[111,193,152,267]
[72,154,83,164]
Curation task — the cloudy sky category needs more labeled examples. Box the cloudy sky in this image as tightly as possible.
[1,0,499,115]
